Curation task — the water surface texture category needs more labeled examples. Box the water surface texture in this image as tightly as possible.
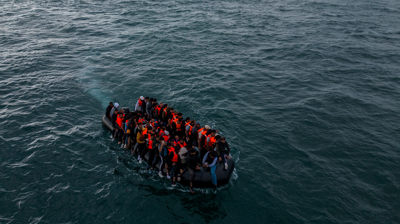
[1,0,400,223]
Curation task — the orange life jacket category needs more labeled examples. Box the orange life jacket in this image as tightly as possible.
[197,127,204,133]
[173,139,179,147]
[185,121,191,127]
[206,134,216,147]
[175,122,183,132]
[138,98,143,106]
[188,125,193,136]
[142,128,147,136]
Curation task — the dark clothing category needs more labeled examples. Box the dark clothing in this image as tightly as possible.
[111,113,118,128]
[187,167,195,183]
[186,154,201,170]
[215,140,231,157]
[172,122,185,138]
[105,105,113,119]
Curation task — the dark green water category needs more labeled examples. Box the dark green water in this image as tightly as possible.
[1,0,400,223]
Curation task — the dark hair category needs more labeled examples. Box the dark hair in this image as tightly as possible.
[215,135,221,141]
[211,129,216,133]
[178,113,183,116]
[170,108,174,111]
[174,146,180,152]
[109,102,113,105]
[149,98,154,101]
[178,118,183,122]
[145,96,149,99]
[221,137,226,141]
[167,142,171,146]
[189,148,196,154]
[185,117,190,121]
[153,98,157,102]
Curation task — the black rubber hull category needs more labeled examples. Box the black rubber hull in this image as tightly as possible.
[102,115,234,188]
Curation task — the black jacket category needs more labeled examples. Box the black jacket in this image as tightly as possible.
[215,140,231,157]
[105,105,113,118]
[186,154,201,169]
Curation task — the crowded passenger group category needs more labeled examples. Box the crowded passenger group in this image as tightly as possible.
[105,96,232,193]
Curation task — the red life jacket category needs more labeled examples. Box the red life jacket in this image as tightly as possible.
[155,106,161,116]
[178,142,187,148]
[167,146,174,155]
[138,98,143,106]
[142,128,148,136]
[163,135,170,142]
[206,134,216,147]
[173,139,179,147]
[160,130,165,136]
[172,151,178,163]
[116,116,123,128]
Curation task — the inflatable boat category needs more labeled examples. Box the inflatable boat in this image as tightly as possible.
[102,115,235,188]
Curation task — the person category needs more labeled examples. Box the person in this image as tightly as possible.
[186,120,194,142]
[176,142,188,182]
[162,130,170,143]
[197,125,210,149]
[172,118,185,139]
[202,151,218,190]
[145,97,152,118]
[162,106,173,127]
[178,137,187,149]
[164,142,174,179]
[166,145,180,186]
[110,102,119,117]
[154,102,163,120]
[135,96,145,111]
[105,102,113,120]
[186,147,201,193]
[172,135,180,147]
[111,109,119,142]
[191,121,200,146]
[133,123,145,158]
[205,129,217,152]
[116,109,125,144]
[215,137,231,170]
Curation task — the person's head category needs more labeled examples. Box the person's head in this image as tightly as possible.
[177,118,182,123]
[160,102,163,108]
[189,148,196,155]
[152,126,157,132]
[205,125,210,130]
[215,135,221,141]
[196,121,200,128]
[138,122,143,128]
[109,102,113,107]
[153,98,157,103]
[209,151,216,158]
[167,142,171,147]
[185,117,190,123]
[145,96,149,102]
[190,121,195,126]
[174,146,180,153]
[114,109,118,114]
[114,103,119,108]
[119,109,124,114]
[175,135,179,140]
[149,97,153,102]
[177,113,183,118]
[170,108,174,113]
[211,130,216,137]
[162,126,166,131]
[163,104,168,108]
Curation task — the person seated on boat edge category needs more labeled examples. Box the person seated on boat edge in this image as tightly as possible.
[205,129,217,153]
[186,147,201,193]
[176,140,188,182]
[199,126,211,159]
[215,137,231,170]
[164,142,174,179]
[125,116,136,152]
[172,118,185,139]
[197,125,210,151]
[202,151,218,190]
[135,96,145,113]
[132,122,144,156]
[166,145,181,187]
[109,102,119,118]
[120,113,131,149]
[105,102,113,120]
[191,121,201,146]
